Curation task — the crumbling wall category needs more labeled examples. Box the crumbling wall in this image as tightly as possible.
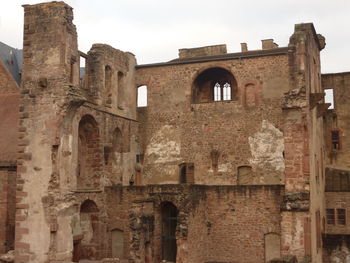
[86,44,137,119]
[282,23,326,262]
[322,72,350,169]
[15,2,139,262]
[16,2,80,262]
[136,53,291,186]
[105,185,282,263]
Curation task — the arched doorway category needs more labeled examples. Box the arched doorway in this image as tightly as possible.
[161,202,178,262]
[73,200,100,262]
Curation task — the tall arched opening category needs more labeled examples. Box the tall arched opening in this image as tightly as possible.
[77,115,101,189]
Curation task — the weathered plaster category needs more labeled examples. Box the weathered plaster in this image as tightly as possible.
[248,120,285,172]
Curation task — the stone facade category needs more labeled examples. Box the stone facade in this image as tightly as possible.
[0,1,349,263]
[322,72,350,262]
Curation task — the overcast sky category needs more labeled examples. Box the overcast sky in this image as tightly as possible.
[1,0,349,73]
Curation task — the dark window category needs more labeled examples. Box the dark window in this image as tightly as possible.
[331,130,340,150]
[337,209,346,225]
[136,154,144,163]
[179,165,186,184]
[117,71,124,108]
[326,209,335,225]
[105,65,112,91]
[178,163,194,184]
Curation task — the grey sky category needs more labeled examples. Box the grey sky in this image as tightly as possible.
[1,0,349,73]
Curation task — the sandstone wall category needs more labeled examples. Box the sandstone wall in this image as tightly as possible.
[106,185,283,263]
[136,53,291,186]
[322,72,350,169]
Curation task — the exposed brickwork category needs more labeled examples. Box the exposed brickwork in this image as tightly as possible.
[323,72,350,168]
[136,55,290,186]
[106,185,283,263]
[0,168,16,253]
[0,2,345,263]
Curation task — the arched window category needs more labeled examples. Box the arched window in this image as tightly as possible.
[214,83,221,101]
[137,85,148,107]
[161,202,178,263]
[192,67,237,103]
[223,82,231,100]
[77,115,101,189]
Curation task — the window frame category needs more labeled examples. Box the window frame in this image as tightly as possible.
[326,208,335,225]
[337,208,346,225]
[331,129,341,151]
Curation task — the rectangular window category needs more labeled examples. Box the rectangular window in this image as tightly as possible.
[325,89,334,109]
[331,130,340,150]
[136,154,144,163]
[326,209,335,225]
[337,209,346,225]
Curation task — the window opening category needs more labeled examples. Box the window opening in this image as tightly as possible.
[117,72,124,108]
[137,85,148,107]
[192,67,237,103]
[178,163,194,184]
[223,82,231,100]
[214,83,221,101]
[331,130,340,151]
[179,165,187,183]
[213,82,232,101]
[337,208,346,225]
[70,56,76,83]
[136,154,144,163]
[326,209,335,225]
[325,89,334,109]
[79,55,86,86]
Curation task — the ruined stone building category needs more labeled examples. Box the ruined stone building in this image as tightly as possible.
[0,1,350,263]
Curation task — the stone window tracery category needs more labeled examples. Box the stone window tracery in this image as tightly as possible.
[192,67,237,103]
